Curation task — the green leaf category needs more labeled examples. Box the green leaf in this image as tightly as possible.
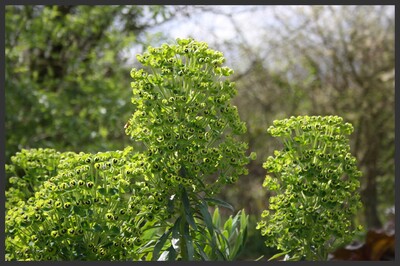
[158,250,169,261]
[137,239,156,254]
[222,229,229,241]
[181,187,197,230]
[239,225,248,255]
[195,242,209,261]
[144,252,152,261]
[152,228,172,260]
[214,245,227,261]
[212,207,221,229]
[198,200,214,236]
[224,216,233,234]
[185,213,197,230]
[268,250,290,261]
[231,211,248,260]
[231,211,241,231]
[240,209,248,231]
[204,197,234,212]
[168,216,181,259]
[194,223,218,260]
[231,230,247,260]
[167,245,177,261]
[171,216,181,240]
[214,227,230,253]
[183,222,194,261]
[141,226,159,240]
[204,244,213,259]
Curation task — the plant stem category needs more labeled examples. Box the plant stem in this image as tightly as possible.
[179,186,188,260]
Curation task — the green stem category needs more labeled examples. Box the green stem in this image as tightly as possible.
[179,186,188,260]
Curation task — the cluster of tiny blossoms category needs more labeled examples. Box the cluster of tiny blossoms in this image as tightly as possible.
[257,115,363,260]
[6,147,162,261]
[125,38,252,198]
[6,38,254,261]
[6,148,61,207]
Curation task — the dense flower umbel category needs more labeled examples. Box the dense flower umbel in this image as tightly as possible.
[5,147,159,261]
[257,115,363,261]
[6,148,61,208]
[125,38,252,197]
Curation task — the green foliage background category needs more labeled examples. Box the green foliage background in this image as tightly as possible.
[5,5,171,166]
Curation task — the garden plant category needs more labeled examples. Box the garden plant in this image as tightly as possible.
[257,115,363,261]
[5,38,251,261]
[5,38,363,261]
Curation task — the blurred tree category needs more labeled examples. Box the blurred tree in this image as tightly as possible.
[5,5,177,170]
[224,6,394,229]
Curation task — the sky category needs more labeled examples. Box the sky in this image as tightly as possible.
[126,5,395,75]
[127,6,281,72]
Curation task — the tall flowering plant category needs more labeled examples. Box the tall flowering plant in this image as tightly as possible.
[257,115,363,261]
[5,38,252,261]
[125,38,253,260]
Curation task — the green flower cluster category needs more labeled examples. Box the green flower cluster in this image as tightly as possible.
[123,38,253,260]
[6,148,61,207]
[257,115,363,261]
[6,38,252,261]
[126,38,251,197]
[6,147,162,261]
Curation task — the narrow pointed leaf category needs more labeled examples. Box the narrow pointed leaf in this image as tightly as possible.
[215,246,227,261]
[195,242,210,261]
[268,250,291,261]
[158,250,169,261]
[183,222,194,261]
[167,245,177,261]
[232,213,248,259]
[181,187,197,230]
[204,197,234,212]
[231,211,240,232]
[171,216,182,239]
[152,228,172,260]
[212,207,221,229]
[137,239,156,254]
[198,200,214,236]
[224,216,233,234]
